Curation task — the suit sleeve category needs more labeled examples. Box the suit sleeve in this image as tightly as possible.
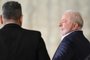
[52,38,73,60]
[37,32,50,60]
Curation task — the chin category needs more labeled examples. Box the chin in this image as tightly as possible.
[60,31,68,36]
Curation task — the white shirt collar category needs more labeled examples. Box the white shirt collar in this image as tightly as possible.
[61,32,71,40]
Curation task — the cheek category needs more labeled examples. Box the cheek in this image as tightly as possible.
[63,23,70,29]
[60,23,71,35]
[62,23,73,32]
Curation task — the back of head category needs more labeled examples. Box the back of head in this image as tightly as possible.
[63,10,84,29]
[2,1,22,20]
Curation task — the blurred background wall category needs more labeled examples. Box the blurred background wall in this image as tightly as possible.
[0,0,90,59]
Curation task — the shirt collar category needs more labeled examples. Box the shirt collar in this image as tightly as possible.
[61,32,71,40]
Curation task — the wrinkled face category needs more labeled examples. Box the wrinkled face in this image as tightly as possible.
[59,14,76,36]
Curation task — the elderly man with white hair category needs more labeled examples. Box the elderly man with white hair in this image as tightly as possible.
[52,10,90,60]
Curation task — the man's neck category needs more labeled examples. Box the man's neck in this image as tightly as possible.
[61,30,82,40]
[3,19,20,26]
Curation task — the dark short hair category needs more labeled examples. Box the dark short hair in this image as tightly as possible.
[2,1,22,20]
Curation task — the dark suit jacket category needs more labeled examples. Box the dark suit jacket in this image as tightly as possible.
[0,24,50,60]
[52,31,90,60]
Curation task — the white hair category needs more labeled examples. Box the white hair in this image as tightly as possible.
[64,10,84,29]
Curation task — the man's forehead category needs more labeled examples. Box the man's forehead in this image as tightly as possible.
[61,13,71,19]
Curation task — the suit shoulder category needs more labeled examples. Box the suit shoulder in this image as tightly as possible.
[22,28,41,35]
[66,31,82,38]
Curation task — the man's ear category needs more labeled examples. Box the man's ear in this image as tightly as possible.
[0,15,3,24]
[18,16,23,26]
[72,23,79,30]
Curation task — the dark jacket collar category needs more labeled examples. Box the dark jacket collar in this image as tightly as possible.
[1,23,22,30]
